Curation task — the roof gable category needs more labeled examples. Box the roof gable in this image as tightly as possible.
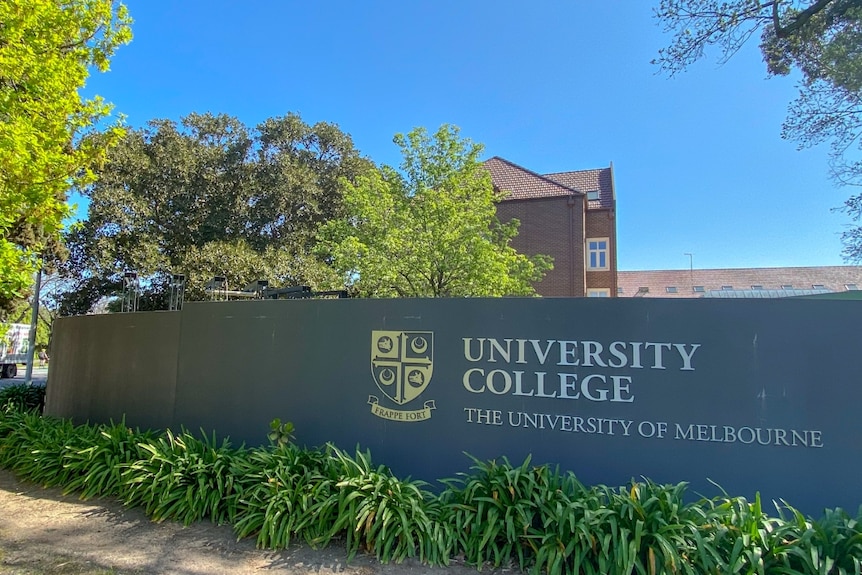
[483,157,579,201]
[545,167,614,209]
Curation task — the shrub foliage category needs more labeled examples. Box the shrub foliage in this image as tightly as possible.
[0,404,859,575]
[0,383,45,412]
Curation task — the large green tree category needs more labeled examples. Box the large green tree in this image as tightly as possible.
[654,0,862,260]
[0,0,131,315]
[319,125,552,297]
[61,112,370,313]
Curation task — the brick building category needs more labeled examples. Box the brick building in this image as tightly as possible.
[617,266,862,298]
[484,157,617,297]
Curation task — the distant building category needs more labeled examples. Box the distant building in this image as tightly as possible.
[617,266,862,298]
[484,157,618,297]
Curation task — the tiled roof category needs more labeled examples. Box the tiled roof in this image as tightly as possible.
[545,167,614,209]
[702,288,832,298]
[483,157,614,209]
[483,157,580,201]
[618,266,862,298]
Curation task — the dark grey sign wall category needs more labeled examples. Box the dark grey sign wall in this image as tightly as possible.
[47,311,180,431]
[47,298,861,515]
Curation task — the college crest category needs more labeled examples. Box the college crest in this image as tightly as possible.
[368,330,436,422]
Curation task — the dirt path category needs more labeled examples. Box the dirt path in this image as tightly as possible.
[0,470,495,575]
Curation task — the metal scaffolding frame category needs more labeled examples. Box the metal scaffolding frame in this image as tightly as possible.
[169,273,186,310]
[121,271,139,312]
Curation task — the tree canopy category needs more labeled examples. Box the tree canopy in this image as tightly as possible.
[318,125,552,297]
[0,0,131,316]
[654,0,862,260]
[61,113,371,313]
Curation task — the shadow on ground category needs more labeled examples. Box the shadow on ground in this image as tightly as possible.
[0,469,491,575]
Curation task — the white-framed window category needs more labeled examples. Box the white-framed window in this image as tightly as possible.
[666,286,678,294]
[692,286,705,293]
[586,238,609,271]
[846,283,859,291]
[587,288,611,297]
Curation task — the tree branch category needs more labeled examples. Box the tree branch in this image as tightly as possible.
[773,0,857,38]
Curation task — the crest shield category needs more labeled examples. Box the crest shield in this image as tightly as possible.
[371,331,433,405]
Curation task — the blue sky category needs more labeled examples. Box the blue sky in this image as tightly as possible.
[80,1,853,271]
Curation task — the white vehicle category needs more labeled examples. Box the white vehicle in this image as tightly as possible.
[0,323,29,379]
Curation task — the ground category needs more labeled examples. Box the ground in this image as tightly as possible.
[0,469,505,575]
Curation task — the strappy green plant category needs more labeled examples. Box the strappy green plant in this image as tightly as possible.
[439,455,553,570]
[0,383,45,413]
[0,412,94,487]
[231,443,341,550]
[700,492,808,574]
[521,469,611,575]
[598,480,710,575]
[1,406,862,575]
[122,428,241,525]
[0,404,26,439]
[331,446,446,565]
[62,420,156,499]
[790,505,862,575]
